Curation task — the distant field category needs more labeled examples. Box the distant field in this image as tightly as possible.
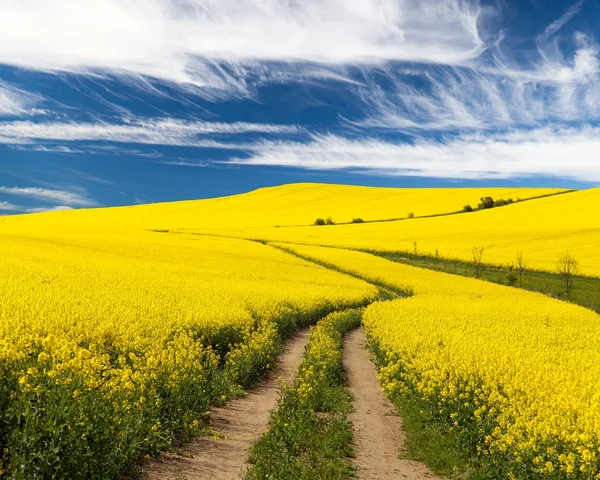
[0,183,566,230]
[195,188,600,277]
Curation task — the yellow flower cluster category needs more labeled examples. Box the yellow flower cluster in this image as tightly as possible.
[0,229,376,478]
[280,243,600,478]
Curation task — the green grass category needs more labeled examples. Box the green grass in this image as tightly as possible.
[246,310,363,480]
[387,391,499,479]
[391,392,471,477]
[370,251,600,313]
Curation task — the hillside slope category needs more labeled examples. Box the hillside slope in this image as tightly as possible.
[0,183,565,231]
[194,188,600,277]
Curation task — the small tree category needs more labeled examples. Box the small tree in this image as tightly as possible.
[463,204,473,213]
[478,197,495,209]
[351,218,365,224]
[314,218,326,226]
[557,250,579,295]
[412,240,418,256]
[325,217,335,225]
[515,249,528,287]
[407,212,415,219]
[472,246,485,278]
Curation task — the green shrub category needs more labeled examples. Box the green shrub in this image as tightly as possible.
[314,218,326,226]
[351,218,365,224]
[493,198,514,207]
[478,197,495,209]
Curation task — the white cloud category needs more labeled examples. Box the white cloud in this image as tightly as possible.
[0,201,19,211]
[157,160,210,167]
[0,0,484,96]
[0,118,298,146]
[24,205,74,213]
[228,128,600,182]
[0,81,42,117]
[12,145,84,154]
[540,0,587,40]
[357,31,600,132]
[0,186,97,207]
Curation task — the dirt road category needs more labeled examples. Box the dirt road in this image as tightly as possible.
[143,329,309,480]
[344,328,440,480]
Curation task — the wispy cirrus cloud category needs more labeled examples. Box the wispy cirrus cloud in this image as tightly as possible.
[0,81,42,117]
[356,30,600,132]
[0,0,598,190]
[0,0,484,97]
[0,118,299,146]
[540,0,588,41]
[0,186,98,207]
[12,145,84,154]
[157,160,210,167]
[228,127,600,182]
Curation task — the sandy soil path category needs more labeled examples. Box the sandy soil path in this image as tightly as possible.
[344,328,440,480]
[143,329,309,480]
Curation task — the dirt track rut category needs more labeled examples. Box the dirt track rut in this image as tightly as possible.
[143,329,309,480]
[344,328,440,480]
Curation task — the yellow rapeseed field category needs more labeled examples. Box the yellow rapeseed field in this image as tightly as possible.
[0,183,562,231]
[0,182,594,479]
[0,228,376,478]
[278,243,600,478]
[203,188,600,277]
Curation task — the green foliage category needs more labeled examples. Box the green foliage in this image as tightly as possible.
[493,198,514,207]
[247,310,363,480]
[325,217,335,225]
[407,212,415,219]
[474,197,514,211]
[5,343,226,480]
[314,218,326,226]
[478,197,495,210]
[351,218,365,224]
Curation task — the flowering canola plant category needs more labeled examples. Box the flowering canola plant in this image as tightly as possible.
[0,229,376,479]
[279,243,600,478]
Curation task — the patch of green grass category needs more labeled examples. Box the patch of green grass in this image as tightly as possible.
[393,393,466,476]
[246,310,362,480]
[372,251,600,313]
[390,392,493,479]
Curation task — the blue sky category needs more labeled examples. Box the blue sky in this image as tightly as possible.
[0,0,599,212]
